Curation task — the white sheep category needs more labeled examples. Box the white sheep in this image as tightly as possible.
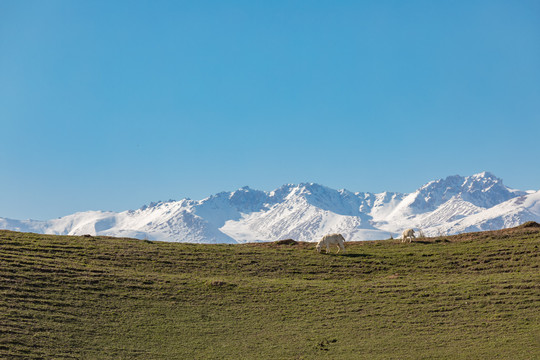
[402,228,416,243]
[316,233,346,253]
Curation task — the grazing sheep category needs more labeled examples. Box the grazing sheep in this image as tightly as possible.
[316,233,346,254]
[402,228,416,243]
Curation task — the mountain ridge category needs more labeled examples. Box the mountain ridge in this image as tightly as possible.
[1,172,538,243]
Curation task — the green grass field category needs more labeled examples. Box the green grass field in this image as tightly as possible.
[1,224,539,359]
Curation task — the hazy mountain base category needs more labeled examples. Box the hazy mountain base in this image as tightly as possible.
[1,225,539,359]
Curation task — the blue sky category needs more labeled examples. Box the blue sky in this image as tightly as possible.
[1,0,539,220]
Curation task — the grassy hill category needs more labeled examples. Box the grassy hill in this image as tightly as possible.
[1,224,539,359]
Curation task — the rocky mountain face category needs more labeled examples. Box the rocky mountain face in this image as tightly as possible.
[1,172,538,243]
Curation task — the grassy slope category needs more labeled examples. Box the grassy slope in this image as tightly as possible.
[1,226,539,359]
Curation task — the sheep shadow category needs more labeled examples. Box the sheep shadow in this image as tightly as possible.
[410,239,450,244]
[339,253,373,258]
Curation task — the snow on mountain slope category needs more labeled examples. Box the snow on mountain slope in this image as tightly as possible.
[220,188,388,242]
[0,172,537,243]
[0,211,117,236]
[384,172,521,220]
[426,190,540,235]
[377,172,528,232]
[0,201,236,243]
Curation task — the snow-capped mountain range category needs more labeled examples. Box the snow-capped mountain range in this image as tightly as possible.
[1,172,539,243]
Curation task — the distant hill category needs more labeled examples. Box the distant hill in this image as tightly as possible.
[1,172,539,243]
[1,225,539,358]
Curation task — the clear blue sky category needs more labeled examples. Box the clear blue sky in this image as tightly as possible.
[1,0,539,220]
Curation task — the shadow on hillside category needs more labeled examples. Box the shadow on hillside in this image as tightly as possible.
[411,239,451,244]
[340,253,373,258]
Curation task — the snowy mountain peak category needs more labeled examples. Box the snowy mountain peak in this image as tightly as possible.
[0,172,537,243]
[472,171,497,179]
[465,171,503,188]
[139,199,178,211]
[411,172,516,211]
[295,182,335,197]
